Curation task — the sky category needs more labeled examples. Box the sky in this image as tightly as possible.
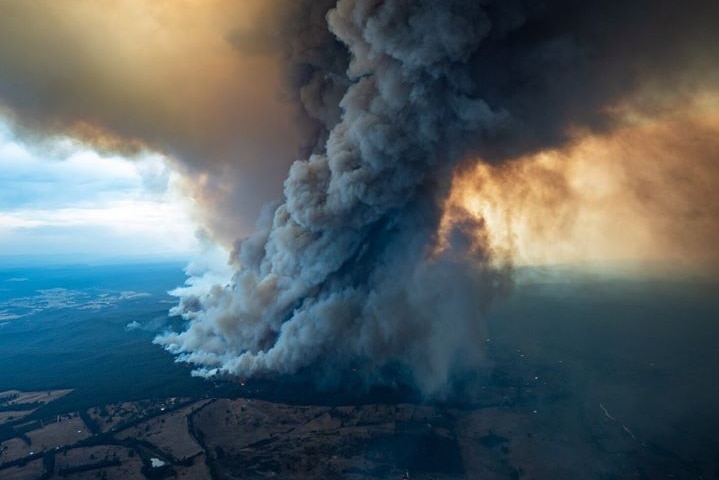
[0,119,198,260]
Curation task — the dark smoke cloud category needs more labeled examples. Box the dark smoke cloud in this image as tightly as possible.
[230,0,352,157]
[0,0,717,394]
[155,0,719,394]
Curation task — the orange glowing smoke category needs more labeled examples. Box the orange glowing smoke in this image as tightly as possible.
[439,96,719,267]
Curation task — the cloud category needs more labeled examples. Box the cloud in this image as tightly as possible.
[0,124,198,257]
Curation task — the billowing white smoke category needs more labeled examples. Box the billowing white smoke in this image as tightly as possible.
[155,0,509,394]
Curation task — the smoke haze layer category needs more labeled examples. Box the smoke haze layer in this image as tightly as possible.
[440,102,719,268]
[0,0,717,394]
[0,0,301,242]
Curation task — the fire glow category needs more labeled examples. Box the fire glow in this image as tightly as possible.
[438,100,719,268]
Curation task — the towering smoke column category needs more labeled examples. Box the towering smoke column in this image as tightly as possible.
[158,0,511,393]
[156,0,719,394]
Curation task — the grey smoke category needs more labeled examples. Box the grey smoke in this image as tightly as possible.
[155,0,719,394]
[157,0,512,393]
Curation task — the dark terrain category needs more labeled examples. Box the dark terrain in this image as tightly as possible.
[0,262,717,479]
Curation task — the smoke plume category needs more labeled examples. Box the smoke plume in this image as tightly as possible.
[0,0,718,393]
[155,0,719,393]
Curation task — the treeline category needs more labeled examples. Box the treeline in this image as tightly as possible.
[57,458,121,476]
[0,393,19,404]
